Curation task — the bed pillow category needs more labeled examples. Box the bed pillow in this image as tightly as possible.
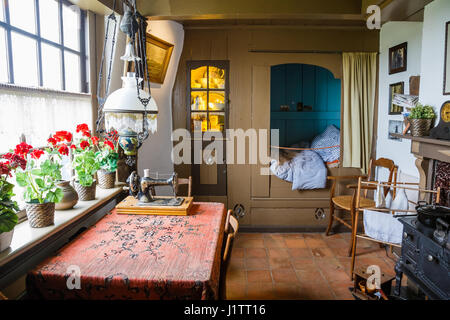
[310,125,340,163]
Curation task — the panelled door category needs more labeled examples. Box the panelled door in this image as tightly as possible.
[187,60,229,196]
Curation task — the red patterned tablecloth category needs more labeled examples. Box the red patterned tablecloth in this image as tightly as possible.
[26,202,226,300]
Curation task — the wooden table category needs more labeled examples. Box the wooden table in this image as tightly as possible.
[26,202,226,300]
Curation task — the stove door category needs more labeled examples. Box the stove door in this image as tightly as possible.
[419,236,450,299]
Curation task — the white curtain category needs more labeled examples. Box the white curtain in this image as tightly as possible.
[342,52,378,173]
[0,86,92,152]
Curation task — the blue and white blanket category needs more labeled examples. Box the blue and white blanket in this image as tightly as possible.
[270,150,327,190]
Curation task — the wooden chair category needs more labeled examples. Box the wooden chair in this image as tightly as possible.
[325,158,397,256]
[177,176,192,197]
[349,178,440,278]
[219,210,239,300]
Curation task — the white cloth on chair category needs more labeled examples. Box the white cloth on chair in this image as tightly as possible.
[363,187,408,245]
[363,209,403,244]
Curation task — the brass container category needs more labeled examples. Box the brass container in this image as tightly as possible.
[25,202,55,228]
[55,180,78,210]
[409,118,433,137]
[74,180,97,201]
[97,170,116,189]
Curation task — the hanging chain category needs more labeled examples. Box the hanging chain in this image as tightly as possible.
[130,5,152,145]
[95,0,118,136]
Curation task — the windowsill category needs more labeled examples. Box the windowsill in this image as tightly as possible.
[0,187,123,268]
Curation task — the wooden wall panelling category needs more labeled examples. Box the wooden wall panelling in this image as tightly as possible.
[171,27,378,228]
[250,65,271,198]
[226,30,253,225]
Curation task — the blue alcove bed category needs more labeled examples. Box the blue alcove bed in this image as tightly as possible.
[269,63,342,191]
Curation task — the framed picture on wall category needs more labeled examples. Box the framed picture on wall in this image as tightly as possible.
[388,120,403,141]
[389,82,404,115]
[146,33,174,84]
[389,42,407,74]
[444,21,450,95]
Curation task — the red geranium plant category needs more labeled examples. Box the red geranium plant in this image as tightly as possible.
[14,142,63,204]
[72,124,100,187]
[95,130,119,174]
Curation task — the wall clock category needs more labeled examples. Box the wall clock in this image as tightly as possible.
[430,101,450,140]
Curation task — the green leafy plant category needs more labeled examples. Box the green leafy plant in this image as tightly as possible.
[0,179,19,233]
[72,124,100,187]
[95,132,119,173]
[409,103,436,119]
[14,143,63,204]
[0,154,24,233]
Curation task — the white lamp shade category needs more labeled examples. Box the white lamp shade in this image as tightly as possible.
[103,73,158,134]
[103,73,157,113]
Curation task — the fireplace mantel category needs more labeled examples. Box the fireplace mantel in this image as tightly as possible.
[391,134,450,202]
[391,134,450,163]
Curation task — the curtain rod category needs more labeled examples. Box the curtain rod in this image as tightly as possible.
[249,49,379,54]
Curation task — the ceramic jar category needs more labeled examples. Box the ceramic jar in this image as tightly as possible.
[0,230,14,252]
[55,180,78,210]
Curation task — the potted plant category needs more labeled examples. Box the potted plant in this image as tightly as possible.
[0,153,25,251]
[408,103,436,137]
[13,142,63,228]
[47,131,79,210]
[72,124,100,201]
[95,131,119,189]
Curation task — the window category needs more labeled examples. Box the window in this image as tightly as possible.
[188,62,228,133]
[0,0,87,92]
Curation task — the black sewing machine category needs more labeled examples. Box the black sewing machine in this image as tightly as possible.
[126,169,184,206]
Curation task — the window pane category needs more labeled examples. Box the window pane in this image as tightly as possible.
[191,112,207,132]
[0,2,4,21]
[209,66,225,89]
[208,91,225,111]
[64,51,80,92]
[42,43,61,89]
[191,66,207,89]
[9,0,36,34]
[40,0,60,43]
[62,4,80,50]
[191,91,207,111]
[209,112,225,132]
[11,32,38,86]
[0,28,8,82]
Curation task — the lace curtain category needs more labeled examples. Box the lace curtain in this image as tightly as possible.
[0,85,92,152]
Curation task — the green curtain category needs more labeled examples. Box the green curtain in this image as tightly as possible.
[342,52,378,173]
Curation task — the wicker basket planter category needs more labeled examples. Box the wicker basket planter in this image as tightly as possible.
[74,180,97,201]
[409,118,433,137]
[97,170,116,189]
[0,230,14,252]
[25,202,55,228]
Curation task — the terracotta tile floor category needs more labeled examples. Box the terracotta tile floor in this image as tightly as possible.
[225,232,401,300]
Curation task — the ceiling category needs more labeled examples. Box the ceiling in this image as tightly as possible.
[78,0,434,28]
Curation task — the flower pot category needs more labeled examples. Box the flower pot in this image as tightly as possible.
[55,180,78,210]
[97,170,116,189]
[409,118,433,137]
[0,229,14,252]
[25,202,55,228]
[74,180,96,201]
